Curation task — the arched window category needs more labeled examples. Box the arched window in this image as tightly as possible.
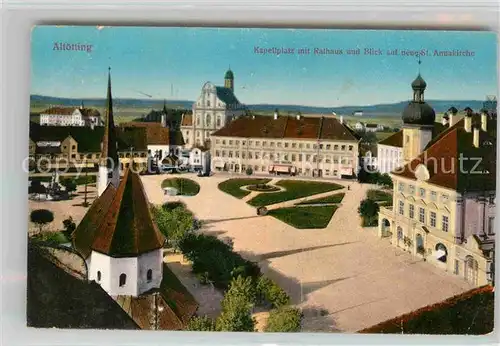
[416,234,424,254]
[147,269,153,282]
[97,271,101,282]
[119,273,127,287]
[206,114,211,126]
[216,116,221,127]
[196,116,200,126]
[435,243,448,263]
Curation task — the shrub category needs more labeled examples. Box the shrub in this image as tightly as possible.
[60,179,77,195]
[151,204,195,250]
[224,275,257,306]
[216,294,255,332]
[265,306,302,332]
[62,217,76,241]
[30,209,54,234]
[245,167,253,176]
[256,276,290,308]
[186,315,216,331]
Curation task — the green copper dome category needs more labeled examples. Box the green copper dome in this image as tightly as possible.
[411,74,427,90]
[224,69,234,80]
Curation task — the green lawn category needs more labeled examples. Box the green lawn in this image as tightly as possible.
[31,231,69,245]
[218,178,271,199]
[161,178,200,196]
[268,206,338,229]
[248,180,343,207]
[367,189,393,206]
[295,192,345,205]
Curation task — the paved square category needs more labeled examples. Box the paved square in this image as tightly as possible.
[142,173,474,332]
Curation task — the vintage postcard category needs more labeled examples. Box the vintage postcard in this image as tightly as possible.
[27,26,496,334]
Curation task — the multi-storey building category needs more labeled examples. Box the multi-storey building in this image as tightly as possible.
[180,69,246,148]
[40,103,102,127]
[378,73,496,287]
[209,112,360,178]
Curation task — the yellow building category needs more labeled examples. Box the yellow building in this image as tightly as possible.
[378,75,496,287]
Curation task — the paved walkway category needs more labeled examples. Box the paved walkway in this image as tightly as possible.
[142,173,474,333]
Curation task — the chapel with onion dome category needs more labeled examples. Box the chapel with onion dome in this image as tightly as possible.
[401,73,437,163]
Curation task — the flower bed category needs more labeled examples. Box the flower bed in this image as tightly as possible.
[246,184,281,192]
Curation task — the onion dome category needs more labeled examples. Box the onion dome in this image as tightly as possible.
[402,74,436,126]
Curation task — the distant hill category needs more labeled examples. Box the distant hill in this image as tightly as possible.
[31,95,486,116]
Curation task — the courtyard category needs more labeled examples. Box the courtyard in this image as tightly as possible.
[140,173,474,332]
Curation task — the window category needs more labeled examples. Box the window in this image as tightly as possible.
[291,154,296,161]
[107,172,113,179]
[398,182,405,193]
[292,143,296,148]
[326,144,331,150]
[334,145,338,150]
[235,140,240,145]
[306,144,310,149]
[430,191,437,201]
[207,100,210,107]
[206,114,211,126]
[270,142,275,147]
[398,201,404,215]
[430,212,436,227]
[409,185,415,195]
[319,144,323,149]
[348,145,353,151]
[442,215,449,232]
[147,269,153,282]
[299,143,303,149]
[341,145,346,151]
[419,207,425,223]
[277,142,282,148]
[222,140,226,145]
[72,145,76,150]
[441,194,449,204]
[409,204,415,219]
[215,150,220,157]
[405,135,409,143]
[488,216,495,235]
[229,140,233,145]
[419,188,425,198]
[262,141,267,147]
[119,273,127,287]
[216,117,221,127]
[97,271,101,281]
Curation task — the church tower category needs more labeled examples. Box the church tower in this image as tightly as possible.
[97,68,120,197]
[401,73,436,163]
[224,67,234,91]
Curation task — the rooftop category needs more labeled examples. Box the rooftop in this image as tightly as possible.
[72,168,166,258]
[212,115,360,141]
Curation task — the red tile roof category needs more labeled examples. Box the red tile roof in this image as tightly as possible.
[41,107,77,115]
[392,118,496,192]
[212,115,359,141]
[73,169,166,258]
[358,285,494,334]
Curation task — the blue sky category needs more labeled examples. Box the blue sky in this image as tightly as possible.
[31,26,497,107]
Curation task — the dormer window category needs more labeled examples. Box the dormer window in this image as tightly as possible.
[147,269,153,282]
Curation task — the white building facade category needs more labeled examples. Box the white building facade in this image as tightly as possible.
[181,69,246,148]
[40,105,102,127]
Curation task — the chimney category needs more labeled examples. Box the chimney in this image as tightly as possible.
[274,109,278,120]
[473,127,480,148]
[464,113,472,132]
[340,115,344,124]
[448,107,458,128]
[296,113,301,120]
[481,110,488,132]
[161,114,166,127]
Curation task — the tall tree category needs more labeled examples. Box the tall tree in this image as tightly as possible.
[216,294,255,332]
[265,306,302,332]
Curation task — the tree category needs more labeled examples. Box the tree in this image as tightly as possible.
[29,180,47,200]
[224,275,257,306]
[216,294,256,332]
[30,209,54,234]
[62,216,76,241]
[245,167,253,176]
[379,173,393,189]
[358,199,380,219]
[256,276,290,308]
[61,179,77,196]
[265,306,302,332]
[186,316,216,331]
[152,204,195,250]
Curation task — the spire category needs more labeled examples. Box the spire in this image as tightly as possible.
[163,99,168,114]
[80,100,84,109]
[100,67,119,168]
